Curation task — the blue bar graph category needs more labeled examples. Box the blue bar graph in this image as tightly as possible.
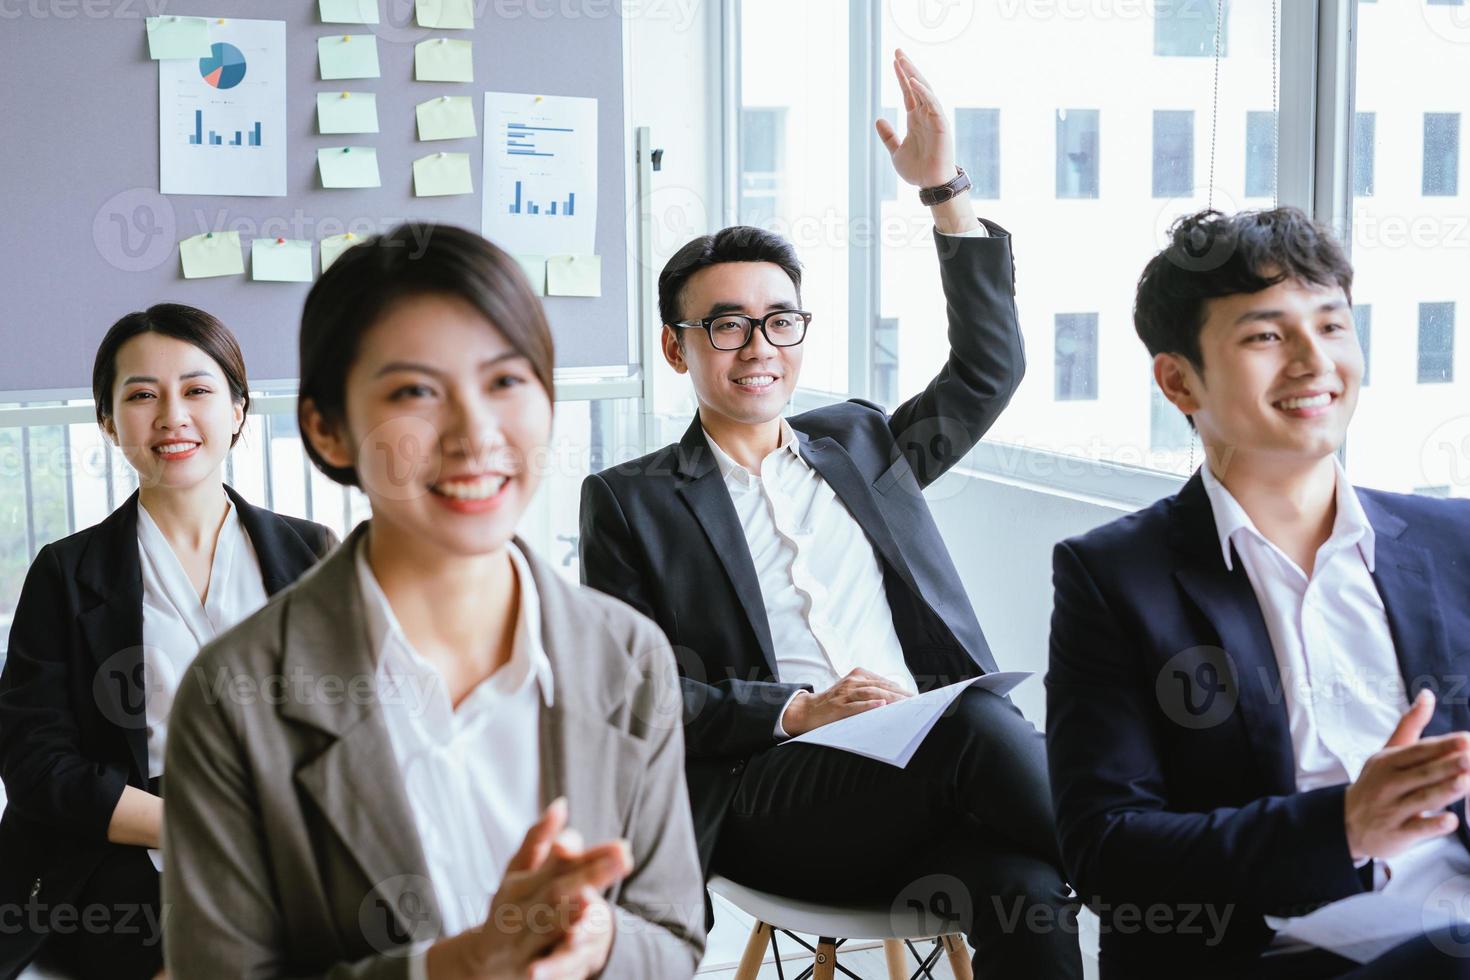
[507,181,576,218]
[230,131,242,145]
[209,131,222,145]
[188,110,261,148]
[189,109,202,145]
[249,121,261,146]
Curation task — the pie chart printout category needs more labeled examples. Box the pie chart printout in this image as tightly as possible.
[200,43,247,90]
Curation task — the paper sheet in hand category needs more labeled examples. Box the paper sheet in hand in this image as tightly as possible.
[783,673,1032,768]
[1267,892,1464,963]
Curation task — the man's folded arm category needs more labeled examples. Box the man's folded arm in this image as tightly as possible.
[578,473,807,760]
[883,223,1025,490]
[1046,540,1367,915]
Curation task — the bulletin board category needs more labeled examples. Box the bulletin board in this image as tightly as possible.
[0,1,632,394]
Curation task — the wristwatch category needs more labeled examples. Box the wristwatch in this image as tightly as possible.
[919,166,972,206]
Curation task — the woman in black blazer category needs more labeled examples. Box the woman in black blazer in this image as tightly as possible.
[0,305,335,980]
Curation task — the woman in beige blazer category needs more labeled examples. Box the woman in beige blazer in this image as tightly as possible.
[160,225,705,980]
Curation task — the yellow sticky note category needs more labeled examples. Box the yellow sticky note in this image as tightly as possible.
[251,239,314,283]
[318,35,380,80]
[320,233,362,273]
[414,38,473,83]
[319,0,379,24]
[145,16,212,59]
[415,0,474,28]
[318,147,381,188]
[546,255,601,297]
[318,92,379,134]
[413,152,473,197]
[514,255,547,297]
[415,95,476,141]
[179,232,244,279]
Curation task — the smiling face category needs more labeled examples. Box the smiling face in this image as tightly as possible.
[1155,276,1362,473]
[662,261,804,429]
[302,292,553,559]
[104,332,243,490]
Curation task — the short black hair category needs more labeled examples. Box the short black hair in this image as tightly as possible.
[93,304,250,447]
[657,225,803,327]
[1134,207,1354,371]
[297,223,555,487]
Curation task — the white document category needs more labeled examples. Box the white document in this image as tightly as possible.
[782,673,1032,768]
[481,92,597,257]
[1267,892,1464,964]
[160,18,287,197]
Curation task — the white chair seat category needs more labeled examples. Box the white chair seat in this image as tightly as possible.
[708,875,955,941]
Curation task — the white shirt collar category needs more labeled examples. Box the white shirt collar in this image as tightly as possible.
[354,533,554,707]
[1199,456,1376,573]
[702,417,804,485]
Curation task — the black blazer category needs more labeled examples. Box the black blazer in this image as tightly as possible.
[579,226,1024,870]
[1046,473,1470,977]
[0,487,334,979]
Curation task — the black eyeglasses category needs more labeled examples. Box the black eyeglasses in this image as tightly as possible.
[672,310,812,351]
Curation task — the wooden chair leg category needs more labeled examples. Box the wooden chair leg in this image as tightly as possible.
[882,938,908,980]
[942,934,973,980]
[733,921,772,980]
[812,937,838,980]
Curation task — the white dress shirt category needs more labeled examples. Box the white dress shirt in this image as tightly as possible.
[1200,462,1470,937]
[355,537,552,977]
[704,419,918,738]
[139,495,268,780]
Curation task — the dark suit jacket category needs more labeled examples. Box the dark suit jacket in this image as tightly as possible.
[1046,472,1470,977]
[0,487,334,980]
[579,225,1023,871]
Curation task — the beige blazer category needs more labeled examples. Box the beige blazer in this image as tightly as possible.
[161,523,705,979]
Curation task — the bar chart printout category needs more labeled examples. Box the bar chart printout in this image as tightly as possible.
[481,92,597,257]
[160,19,287,197]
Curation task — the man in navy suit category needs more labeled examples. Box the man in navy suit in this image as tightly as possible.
[580,51,1081,978]
[1047,206,1470,978]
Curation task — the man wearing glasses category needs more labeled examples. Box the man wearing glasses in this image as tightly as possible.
[579,51,1079,978]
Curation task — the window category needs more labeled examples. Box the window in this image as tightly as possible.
[1419,302,1455,384]
[1244,111,1276,198]
[1054,314,1099,401]
[1155,0,1229,58]
[738,0,848,393]
[1354,304,1372,386]
[873,317,899,408]
[739,108,785,229]
[955,108,1000,199]
[1423,113,1460,197]
[1056,109,1100,199]
[879,106,897,202]
[1150,383,1194,453]
[1153,110,1194,197]
[1353,112,1375,197]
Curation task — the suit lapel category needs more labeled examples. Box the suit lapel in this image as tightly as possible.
[1360,495,1455,715]
[280,525,442,944]
[794,429,923,599]
[76,492,149,783]
[227,484,318,595]
[1170,474,1298,793]
[672,417,780,677]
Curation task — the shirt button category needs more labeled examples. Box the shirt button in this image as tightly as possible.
[729,761,744,776]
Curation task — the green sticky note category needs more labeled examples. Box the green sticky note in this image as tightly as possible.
[320,233,362,273]
[318,92,379,134]
[415,95,476,141]
[514,255,547,297]
[251,239,314,283]
[318,34,380,80]
[413,152,473,197]
[318,147,381,188]
[415,0,474,28]
[414,38,473,82]
[179,232,244,279]
[319,0,380,24]
[546,255,601,297]
[146,16,212,59]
